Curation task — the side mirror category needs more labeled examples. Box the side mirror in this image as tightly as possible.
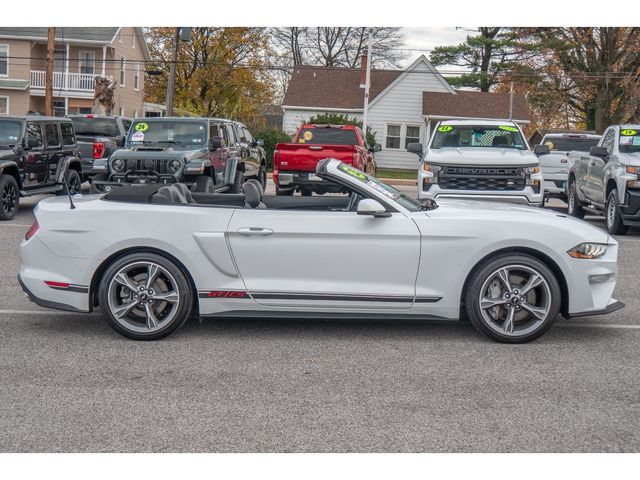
[209,136,224,150]
[255,138,264,147]
[407,142,423,157]
[26,137,40,149]
[369,143,382,153]
[357,198,391,218]
[115,135,125,147]
[590,146,609,159]
[534,144,550,156]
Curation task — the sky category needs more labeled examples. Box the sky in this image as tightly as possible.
[398,27,471,69]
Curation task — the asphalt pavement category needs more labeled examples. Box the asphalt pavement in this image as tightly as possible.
[0,188,639,452]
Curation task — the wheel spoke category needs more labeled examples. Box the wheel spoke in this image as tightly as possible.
[113,299,138,319]
[145,264,160,289]
[502,307,516,334]
[521,303,548,321]
[520,273,544,295]
[496,268,512,290]
[153,290,179,303]
[144,304,159,330]
[114,272,139,293]
[480,297,508,309]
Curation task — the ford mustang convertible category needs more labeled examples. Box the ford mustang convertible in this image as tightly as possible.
[19,159,623,342]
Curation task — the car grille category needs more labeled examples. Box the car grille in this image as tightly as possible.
[123,158,170,174]
[439,165,525,191]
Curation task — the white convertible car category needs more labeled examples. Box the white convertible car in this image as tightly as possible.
[19,159,622,343]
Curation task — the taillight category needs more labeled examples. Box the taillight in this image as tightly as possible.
[24,221,38,241]
[353,152,358,167]
[93,142,105,159]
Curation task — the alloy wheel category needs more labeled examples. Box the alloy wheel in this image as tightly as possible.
[478,264,552,337]
[2,183,17,215]
[607,197,616,229]
[107,261,181,334]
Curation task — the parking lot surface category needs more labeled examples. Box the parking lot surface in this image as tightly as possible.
[1,190,639,452]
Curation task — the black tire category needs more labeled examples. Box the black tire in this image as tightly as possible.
[90,174,107,194]
[257,164,267,191]
[567,180,585,219]
[0,174,19,221]
[464,253,561,343]
[98,252,194,340]
[58,168,82,196]
[276,188,294,196]
[229,169,244,194]
[192,175,214,193]
[605,189,629,235]
[300,187,313,197]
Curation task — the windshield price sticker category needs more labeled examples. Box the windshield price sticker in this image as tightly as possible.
[437,125,453,132]
[134,122,149,133]
[621,129,638,136]
[131,132,144,142]
[499,125,520,132]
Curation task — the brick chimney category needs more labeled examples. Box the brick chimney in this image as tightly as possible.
[359,51,368,87]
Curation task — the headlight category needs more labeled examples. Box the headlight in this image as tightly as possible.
[523,166,541,175]
[112,158,125,172]
[567,243,608,259]
[168,159,182,173]
[626,166,639,175]
[626,166,640,189]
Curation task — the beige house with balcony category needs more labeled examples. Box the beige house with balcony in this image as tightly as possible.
[0,27,150,117]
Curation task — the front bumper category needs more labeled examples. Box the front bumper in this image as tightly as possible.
[93,172,183,190]
[543,175,568,197]
[620,189,640,226]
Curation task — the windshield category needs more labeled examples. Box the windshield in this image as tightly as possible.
[71,117,120,137]
[336,163,424,212]
[432,124,527,150]
[541,136,600,152]
[296,128,357,145]
[619,128,640,154]
[0,119,23,144]
[128,120,207,146]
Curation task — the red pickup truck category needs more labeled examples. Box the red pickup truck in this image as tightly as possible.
[273,124,380,195]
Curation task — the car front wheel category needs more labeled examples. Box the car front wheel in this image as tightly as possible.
[230,169,244,193]
[605,189,629,235]
[58,169,82,196]
[99,252,194,340]
[0,174,19,221]
[567,181,585,219]
[465,254,561,343]
[192,175,214,193]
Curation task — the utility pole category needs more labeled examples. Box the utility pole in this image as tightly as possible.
[165,27,180,117]
[361,29,374,135]
[45,27,55,116]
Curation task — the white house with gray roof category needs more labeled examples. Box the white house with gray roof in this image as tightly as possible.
[0,27,150,117]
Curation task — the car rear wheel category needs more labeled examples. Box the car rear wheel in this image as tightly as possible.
[567,181,585,219]
[58,169,82,196]
[258,164,267,190]
[276,188,294,196]
[99,252,194,340]
[605,189,629,235]
[192,175,214,193]
[230,169,244,194]
[0,174,19,221]
[465,254,561,343]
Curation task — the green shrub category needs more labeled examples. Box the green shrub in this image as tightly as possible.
[254,127,292,170]
[305,113,377,146]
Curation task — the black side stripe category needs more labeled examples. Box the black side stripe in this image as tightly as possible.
[250,293,442,303]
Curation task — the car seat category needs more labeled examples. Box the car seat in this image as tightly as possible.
[492,135,509,147]
[242,181,266,209]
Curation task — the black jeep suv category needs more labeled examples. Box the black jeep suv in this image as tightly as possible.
[91,117,266,194]
[0,116,82,220]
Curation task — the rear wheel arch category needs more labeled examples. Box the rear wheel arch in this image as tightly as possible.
[460,247,569,318]
[0,163,21,189]
[89,246,198,314]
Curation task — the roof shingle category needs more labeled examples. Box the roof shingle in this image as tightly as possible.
[0,27,119,44]
[422,90,530,121]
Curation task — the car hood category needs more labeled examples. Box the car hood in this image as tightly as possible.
[422,198,610,244]
[425,147,538,166]
[0,147,17,160]
[618,152,640,166]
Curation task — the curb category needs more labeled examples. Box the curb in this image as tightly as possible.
[266,173,416,187]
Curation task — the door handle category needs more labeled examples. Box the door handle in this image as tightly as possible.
[237,227,273,236]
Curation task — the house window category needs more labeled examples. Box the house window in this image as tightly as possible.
[79,50,95,75]
[134,63,140,91]
[0,96,8,114]
[385,124,401,149]
[54,48,66,73]
[119,57,126,86]
[0,45,8,77]
[405,125,421,149]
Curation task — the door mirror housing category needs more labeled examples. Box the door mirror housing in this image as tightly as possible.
[357,198,391,218]
[255,138,264,147]
[24,136,40,149]
[590,146,609,159]
[115,135,125,147]
[533,144,550,156]
[407,142,423,157]
[209,136,224,150]
[369,143,382,153]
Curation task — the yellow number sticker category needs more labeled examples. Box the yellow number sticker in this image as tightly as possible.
[621,129,638,136]
[438,125,453,133]
[303,131,313,141]
[135,122,149,133]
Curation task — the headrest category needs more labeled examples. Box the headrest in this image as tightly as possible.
[242,181,261,208]
[246,178,264,197]
[492,135,509,147]
[173,183,194,203]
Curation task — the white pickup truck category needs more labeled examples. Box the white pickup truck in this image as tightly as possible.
[567,124,640,235]
[533,132,601,201]
[408,120,544,206]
